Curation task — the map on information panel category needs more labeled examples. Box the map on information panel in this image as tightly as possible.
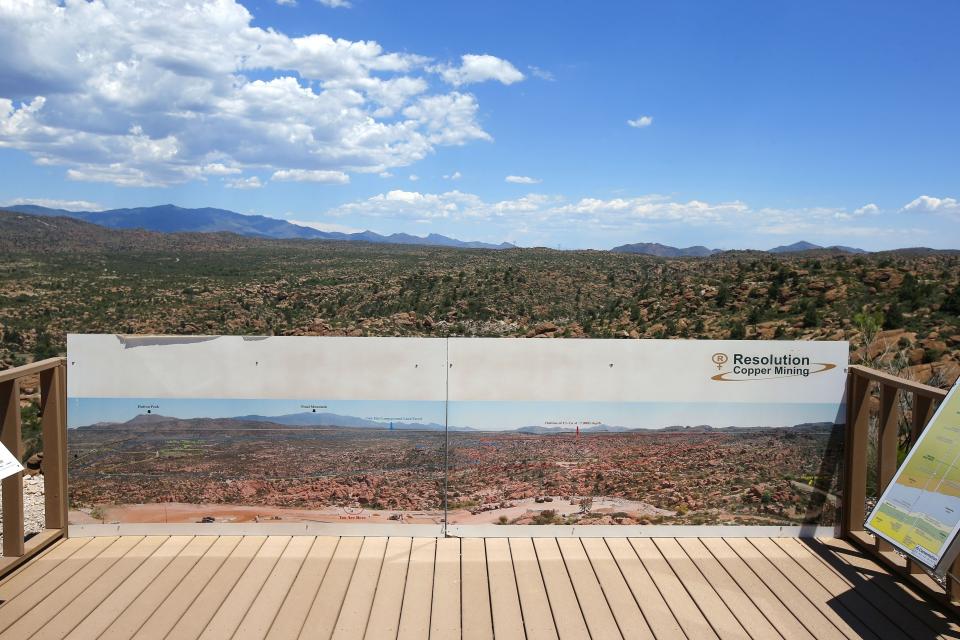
[867,381,960,570]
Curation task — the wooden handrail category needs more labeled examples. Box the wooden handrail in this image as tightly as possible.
[0,358,68,576]
[847,364,948,400]
[844,364,960,611]
[0,357,65,385]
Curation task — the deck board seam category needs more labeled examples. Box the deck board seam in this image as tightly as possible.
[261,536,318,638]
[551,537,597,639]
[8,535,139,639]
[503,537,529,640]
[769,538,908,640]
[286,536,343,640]
[160,534,266,640]
[0,537,92,605]
[381,536,413,640]
[574,537,626,640]
[746,538,878,640]
[719,538,832,640]
[219,534,293,640]
[807,538,954,639]
[129,535,240,640]
[358,537,392,640]
[57,534,180,640]
[527,538,563,639]
[603,537,685,640]
[697,538,808,640]
[296,536,351,640]
[652,537,748,640]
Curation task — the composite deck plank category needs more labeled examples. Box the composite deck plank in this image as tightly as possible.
[532,537,590,640]
[556,538,623,640]
[652,538,748,640]
[264,536,339,640]
[510,538,559,640]
[64,535,193,640]
[775,537,935,640]
[674,538,783,640]
[332,537,389,640]
[629,538,718,640]
[698,537,814,640]
[0,535,143,640]
[430,537,462,640]
[722,538,849,640]
[807,537,960,639]
[0,536,118,634]
[31,535,169,640]
[0,538,91,601]
[136,535,266,640]
[363,537,412,640]
[297,535,365,640]
[232,536,316,640]
[98,535,223,640]
[199,535,292,640]
[484,538,526,640]
[749,538,884,640]
[397,538,436,640]
[460,538,493,640]
[604,537,684,640]
[579,538,653,640]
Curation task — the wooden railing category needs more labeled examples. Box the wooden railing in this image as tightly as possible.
[0,357,68,576]
[843,364,955,607]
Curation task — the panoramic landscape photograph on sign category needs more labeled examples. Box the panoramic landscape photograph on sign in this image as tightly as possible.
[867,382,960,569]
[65,335,847,528]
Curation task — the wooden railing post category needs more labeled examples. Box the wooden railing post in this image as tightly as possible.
[40,365,68,533]
[876,383,899,553]
[843,370,871,535]
[0,378,24,557]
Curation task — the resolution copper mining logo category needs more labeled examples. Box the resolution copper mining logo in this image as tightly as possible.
[710,352,837,381]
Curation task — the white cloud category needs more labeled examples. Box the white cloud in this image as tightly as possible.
[409,174,419,181]
[378,171,393,178]
[0,1,509,187]
[1,197,102,211]
[854,203,880,216]
[528,65,555,81]
[902,195,960,216]
[226,176,263,189]
[627,115,653,128]
[318,0,351,7]
[506,175,541,184]
[276,0,297,5]
[434,54,525,86]
[271,169,349,184]
[289,219,362,233]
[443,171,462,180]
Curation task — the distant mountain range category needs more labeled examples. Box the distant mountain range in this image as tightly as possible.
[1,203,922,254]
[81,412,835,434]
[610,242,719,257]
[6,204,514,250]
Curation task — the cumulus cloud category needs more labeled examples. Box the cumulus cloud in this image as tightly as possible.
[854,203,880,216]
[627,116,653,128]
[434,54,525,86]
[318,0,351,7]
[505,175,541,184]
[1,197,102,211]
[271,169,349,184]
[902,195,960,216]
[0,0,512,187]
[443,171,462,180]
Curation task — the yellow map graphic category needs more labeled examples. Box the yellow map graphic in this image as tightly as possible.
[867,388,960,567]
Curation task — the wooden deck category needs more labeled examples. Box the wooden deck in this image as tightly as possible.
[0,535,957,639]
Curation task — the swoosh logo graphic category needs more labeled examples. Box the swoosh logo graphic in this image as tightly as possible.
[711,362,837,382]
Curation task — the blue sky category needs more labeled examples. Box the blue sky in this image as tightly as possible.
[1,1,958,249]
[68,396,841,431]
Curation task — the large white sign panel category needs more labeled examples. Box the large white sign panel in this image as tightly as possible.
[867,381,960,572]
[66,335,848,531]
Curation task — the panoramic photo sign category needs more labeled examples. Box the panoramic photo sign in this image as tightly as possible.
[867,381,960,572]
[67,335,848,530]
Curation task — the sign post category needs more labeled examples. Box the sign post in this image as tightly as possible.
[867,380,960,574]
